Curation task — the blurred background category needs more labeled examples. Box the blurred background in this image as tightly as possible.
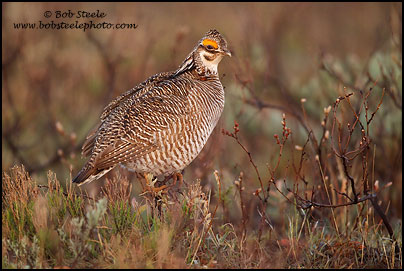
[2,3,402,228]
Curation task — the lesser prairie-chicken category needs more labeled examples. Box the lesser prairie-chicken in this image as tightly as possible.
[73,29,231,186]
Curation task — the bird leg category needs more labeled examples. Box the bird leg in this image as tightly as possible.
[162,172,184,187]
[173,172,183,187]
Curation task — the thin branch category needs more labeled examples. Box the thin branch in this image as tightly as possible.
[222,121,265,199]
[297,193,376,209]
[341,155,359,203]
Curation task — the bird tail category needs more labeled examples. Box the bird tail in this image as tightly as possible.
[72,163,114,186]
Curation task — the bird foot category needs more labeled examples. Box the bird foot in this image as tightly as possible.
[141,172,183,195]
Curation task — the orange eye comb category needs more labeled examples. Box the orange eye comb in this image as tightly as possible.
[202,39,218,49]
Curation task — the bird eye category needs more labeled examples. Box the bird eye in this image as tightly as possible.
[206,45,214,50]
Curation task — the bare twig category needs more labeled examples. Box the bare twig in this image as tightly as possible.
[222,121,265,199]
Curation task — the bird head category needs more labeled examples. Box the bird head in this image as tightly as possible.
[195,29,231,74]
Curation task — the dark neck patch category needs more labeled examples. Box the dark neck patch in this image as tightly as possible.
[203,54,215,61]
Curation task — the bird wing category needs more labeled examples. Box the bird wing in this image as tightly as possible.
[87,78,193,171]
[81,71,178,158]
[81,123,100,157]
[100,71,174,121]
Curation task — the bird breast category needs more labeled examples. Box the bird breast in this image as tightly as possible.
[124,76,225,176]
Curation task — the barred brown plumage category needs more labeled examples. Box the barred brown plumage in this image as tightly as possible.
[72,29,231,186]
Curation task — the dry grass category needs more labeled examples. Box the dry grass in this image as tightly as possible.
[2,163,402,268]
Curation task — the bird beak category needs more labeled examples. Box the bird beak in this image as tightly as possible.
[221,47,232,57]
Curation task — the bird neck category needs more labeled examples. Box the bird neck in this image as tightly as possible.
[174,51,220,78]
